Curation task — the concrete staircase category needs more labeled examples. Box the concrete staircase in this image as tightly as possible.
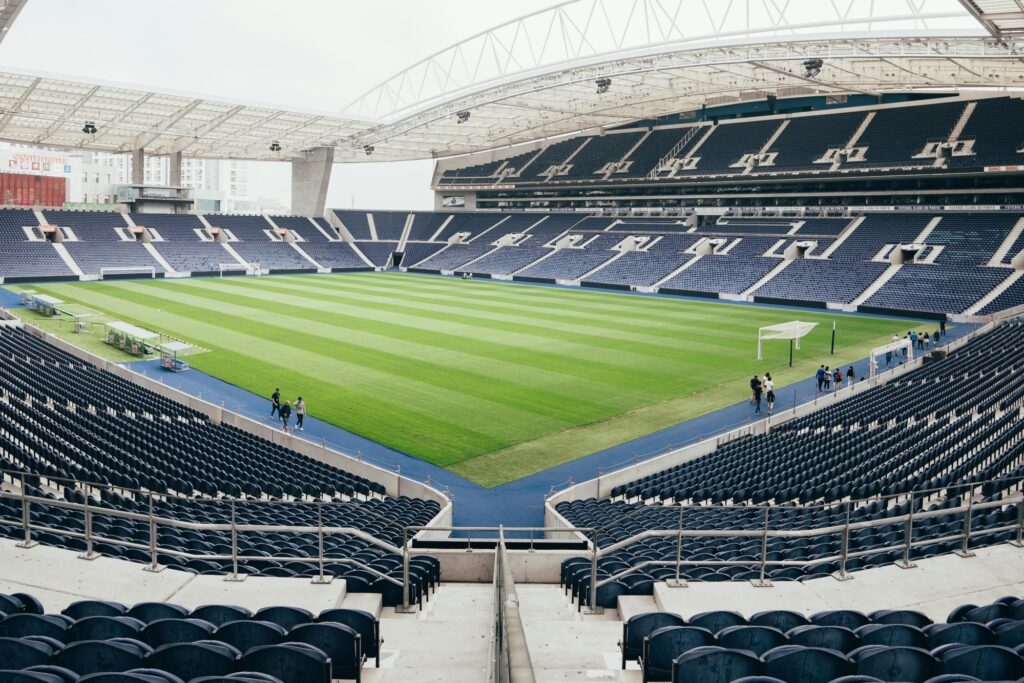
[289,242,329,272]
[850,264,902,307]
[142,243,179,276]
[988,217,1024,266]
[368,584,493,682]
[51,243,85,278]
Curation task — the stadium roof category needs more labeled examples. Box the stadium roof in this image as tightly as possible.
[1,0,1023,163]
[958,0,1024,35]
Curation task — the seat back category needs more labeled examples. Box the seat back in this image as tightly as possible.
[673,646,761,683]
[940,644,1024,680]
[238,643,330,683]
[140,618,216,648]
[147,642,238,681]
[856,645,938,682]
[622,613,685,663]
[718,625,788,656]
[764,645,855,683]
[643,626,716,682]
[213,620,286,654]
[55,640,145,675]
[286,622,362,680]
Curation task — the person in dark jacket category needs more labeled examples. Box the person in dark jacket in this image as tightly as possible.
[940,320,946,337]
[816,365,826,391]
[270,388,281,417]
[280,400,292,433]
[751,375,763,415]
[846,365,855,387]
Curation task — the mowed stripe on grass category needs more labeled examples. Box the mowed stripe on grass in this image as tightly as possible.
[25,273,915,484]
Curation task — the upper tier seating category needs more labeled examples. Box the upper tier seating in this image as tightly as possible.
[355,241,396,268]
[333,210,372,240]
[0,329,440,600]
[0,592,387,682]
[205,215,273,242]
[440,97,1024,185]
[42,211,126,241]
[616,596,1024,683]
[407,212,453,241]
[270,216,334,242]
[555,321,1024,598]
[128,214,206,241]
[370,211,408,241]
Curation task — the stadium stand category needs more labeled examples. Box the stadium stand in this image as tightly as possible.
[553,321,1024,599]
[0,209,75,282]
[0,591,382,682]
[0,328,441,603]
[42,211,164,277]
[613,595,1024,683]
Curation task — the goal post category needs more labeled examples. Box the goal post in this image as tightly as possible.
[757,320,819,361]
[868,337,914,378]
[219,262,261,277]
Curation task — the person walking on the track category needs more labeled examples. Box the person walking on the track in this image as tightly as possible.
[294,396,306,431]
[270,388,281,417]
[280,400,292,433]
[751,375,763,415]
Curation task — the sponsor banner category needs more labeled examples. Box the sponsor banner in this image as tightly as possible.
[0,149,78,177]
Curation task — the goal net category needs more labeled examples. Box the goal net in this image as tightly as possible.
[219,262,262,277]
[100,266,156,279]
[757,320,818,360]
[869,337,914,377]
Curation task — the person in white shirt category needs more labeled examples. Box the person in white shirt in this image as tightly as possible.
[294,397,306,431]
[763,373,775,414]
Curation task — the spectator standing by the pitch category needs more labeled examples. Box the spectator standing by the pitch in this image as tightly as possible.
[280,400,292,433]
[270,388,281,417]
[294,396,306,431]
[751,375,763,415]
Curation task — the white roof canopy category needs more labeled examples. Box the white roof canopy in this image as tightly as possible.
[0,0,1020,162]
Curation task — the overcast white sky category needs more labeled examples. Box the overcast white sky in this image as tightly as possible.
[0,0,557,210]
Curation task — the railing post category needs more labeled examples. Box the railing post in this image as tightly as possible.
[143,492,163,573]
[225,498,244,582]
[397,526,416,613]
[834,500,853,581]
[1012,497,1024,548]
[667,504,686,588]
[311,502,331,584]
[956,491,977,558]
[16,472,36,549]
[753,506,772,587]
[79,489,97,560]
[583,530,603,614]
[896,491,917,569]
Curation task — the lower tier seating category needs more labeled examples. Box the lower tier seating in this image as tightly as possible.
[617,595,1024,683]
[0,592,387,683]
[0,243,75,280]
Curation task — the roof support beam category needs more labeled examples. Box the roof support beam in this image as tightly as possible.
[35,85,100,143]
[126,98,203,151]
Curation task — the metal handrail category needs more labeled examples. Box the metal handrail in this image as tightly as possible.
[0,474,405,585]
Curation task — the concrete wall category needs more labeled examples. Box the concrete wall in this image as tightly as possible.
[20,324,449,512]
[412,547,586,584]
[291,147,334,217]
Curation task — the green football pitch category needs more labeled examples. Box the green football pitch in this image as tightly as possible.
[15,273,916,487]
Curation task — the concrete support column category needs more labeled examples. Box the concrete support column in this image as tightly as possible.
[169,151,182,187]
[291,146,334,216]
[131,148,145,185]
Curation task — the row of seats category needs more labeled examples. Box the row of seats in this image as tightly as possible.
[438,96,1024,185]
[618,595,1024,682]
[0,592,380,683]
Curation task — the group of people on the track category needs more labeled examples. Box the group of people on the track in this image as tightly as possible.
[270,388,306,433]
[749,372,775,415]
[815,365,854,392]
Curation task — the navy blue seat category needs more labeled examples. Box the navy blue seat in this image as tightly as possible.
[251,607,312,632]
[188,606,252,628]
[856,624,928,648]
[927,623,995,648]
[0,614,68,641]
[237,643,330,683]
[0,673,66,683]
[67,616,143,643]
[125,604,188,625]
[620,612,686,667]
[286,622,363,681]
[55,640,148,675]
[788,625,859,653]
[672,645,761,683]
[855,645,938,682]
[146,642,239,681]
[61,602,127,621]
[689,611,746,635]
[749,611,809,634]
[763,645,855,683]
[140,618,216,648]
[938,644,1024,680]
[0,637,53,669]
[212,620,285,654]
[717,625,788,656]
[643,626,717,683]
